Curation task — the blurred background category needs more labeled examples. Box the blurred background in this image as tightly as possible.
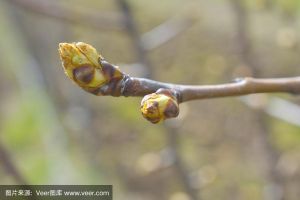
[1,0,300,199]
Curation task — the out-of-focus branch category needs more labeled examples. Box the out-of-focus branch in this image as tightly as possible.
[230,0,259,75]
[122,16,194,75]
[116,0,195,77]
[0,0,78,183]
[9,0,124,30]
[113,1,199,198]
[166,126,199,200]
[241,95,300,127]
[230,1,285,200]
[141,17,195,51]
[0,142,28,185]
[113,2,198,198]
[115,0,153,78]
[11,0,195,51]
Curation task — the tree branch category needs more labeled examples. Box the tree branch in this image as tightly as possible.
[0,142,28,185]
[58,42,300,122]
[177,77,300,102]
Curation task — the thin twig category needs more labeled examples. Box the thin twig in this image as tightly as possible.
[177,77,300,102]
[113,75,300,103]
[58,43,300,103]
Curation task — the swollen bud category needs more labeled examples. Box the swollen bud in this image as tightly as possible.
[140,89,179,124]
[59,42,107,89]
[58,42,123,95]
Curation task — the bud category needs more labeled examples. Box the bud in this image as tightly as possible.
[58,42,107,90]
[140,89,179,123]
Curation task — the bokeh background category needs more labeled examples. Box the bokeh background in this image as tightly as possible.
[1,0,300,199]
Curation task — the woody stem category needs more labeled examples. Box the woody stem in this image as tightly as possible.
[121,76,300,103]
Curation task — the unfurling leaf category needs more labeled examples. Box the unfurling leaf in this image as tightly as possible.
[58,42,123,95]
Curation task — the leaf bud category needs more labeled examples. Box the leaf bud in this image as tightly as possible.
[140,89,179,123]
[59,42,108,90]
